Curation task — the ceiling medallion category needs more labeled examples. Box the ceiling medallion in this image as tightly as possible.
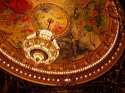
[0,0,124,86]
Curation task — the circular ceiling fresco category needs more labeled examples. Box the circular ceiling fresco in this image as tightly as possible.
[0,0,124,86]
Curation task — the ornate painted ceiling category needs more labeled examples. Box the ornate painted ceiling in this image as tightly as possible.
[0,0,124,86]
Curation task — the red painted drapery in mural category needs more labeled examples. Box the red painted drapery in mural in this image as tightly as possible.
[0,0,31,13]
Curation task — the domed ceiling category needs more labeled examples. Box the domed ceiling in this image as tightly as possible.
[0,0,124,86]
